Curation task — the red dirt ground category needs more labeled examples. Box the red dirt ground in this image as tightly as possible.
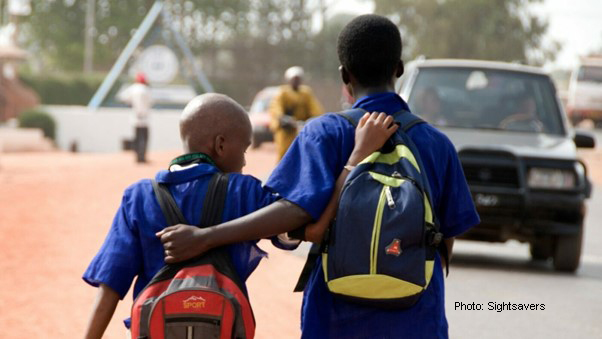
[1,144,600,339]
[0,144,303,339]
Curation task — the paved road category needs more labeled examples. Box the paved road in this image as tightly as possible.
[443,128,602,338]
[445,184,602,338]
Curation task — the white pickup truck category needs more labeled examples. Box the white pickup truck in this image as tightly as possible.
[398,58,596,272]
[567,56,602,126]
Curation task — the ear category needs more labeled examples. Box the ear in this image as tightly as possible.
[395,60,404,78]
[339,65,354,98]
[339,65,351,85]
[214,134,226,157]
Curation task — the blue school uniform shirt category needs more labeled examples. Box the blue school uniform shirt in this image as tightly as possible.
[83,162,292,327]
[266,92,480,338]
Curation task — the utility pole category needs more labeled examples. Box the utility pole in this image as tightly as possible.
[84,0,95,73]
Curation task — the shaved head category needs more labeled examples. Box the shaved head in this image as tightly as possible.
[180,93,252,172]
[180,93,250,152]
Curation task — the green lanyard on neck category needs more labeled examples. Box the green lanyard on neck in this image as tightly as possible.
[169,152,216,168]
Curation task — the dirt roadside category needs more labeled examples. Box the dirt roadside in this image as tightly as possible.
[0,145,303,339]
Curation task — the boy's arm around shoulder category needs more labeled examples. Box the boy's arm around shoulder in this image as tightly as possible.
[157,199,312,263]
[83,284,120,339]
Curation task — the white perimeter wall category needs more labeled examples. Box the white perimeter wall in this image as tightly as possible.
[44,105,183,153]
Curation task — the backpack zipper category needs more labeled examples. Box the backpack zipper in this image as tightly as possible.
[370,186,387,274]
[385,186,395,209]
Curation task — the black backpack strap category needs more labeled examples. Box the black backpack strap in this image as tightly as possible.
[200,173,230,227]
[392,109,426,132]
[152,180,188,225]
[439,240,450,277]
[293,243,322,292]
[152,172,229,228]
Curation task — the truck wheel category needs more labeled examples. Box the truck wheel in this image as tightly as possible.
[529,239,552,260]
[553,229,583,272]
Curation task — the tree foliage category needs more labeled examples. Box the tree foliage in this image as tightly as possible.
[24,0,154,71]
[374,0,559,65]
[20,0,560,106]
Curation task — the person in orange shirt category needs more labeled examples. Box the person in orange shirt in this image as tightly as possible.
[270,66,324,159]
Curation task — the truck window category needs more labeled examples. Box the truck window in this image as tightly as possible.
[408,67,564,135]
[577,66,602,83]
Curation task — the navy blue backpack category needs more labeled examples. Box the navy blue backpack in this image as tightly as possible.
[298,108,445,309]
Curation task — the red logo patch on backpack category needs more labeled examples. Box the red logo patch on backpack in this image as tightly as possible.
[385,239,402,256]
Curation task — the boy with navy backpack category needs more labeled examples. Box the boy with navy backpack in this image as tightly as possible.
[82,93,394,338]
[160,15,480,338]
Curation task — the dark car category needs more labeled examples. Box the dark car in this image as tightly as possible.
[398,59,596,272]
[248,86,278,148]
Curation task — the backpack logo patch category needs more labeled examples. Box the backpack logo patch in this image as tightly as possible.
[183,296,206,309]
[385,239,402,256]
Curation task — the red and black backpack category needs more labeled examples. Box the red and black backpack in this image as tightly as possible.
[131,173,255,339]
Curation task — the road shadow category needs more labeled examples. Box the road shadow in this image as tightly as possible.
[451,252,602,280]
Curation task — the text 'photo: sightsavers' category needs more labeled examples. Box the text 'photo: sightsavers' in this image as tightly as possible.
[1,0,602,338]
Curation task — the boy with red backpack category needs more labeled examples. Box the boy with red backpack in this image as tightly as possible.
[82,92,394,338]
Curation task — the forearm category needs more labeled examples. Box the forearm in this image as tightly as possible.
[84,284,120,339]
[206,200,312,249]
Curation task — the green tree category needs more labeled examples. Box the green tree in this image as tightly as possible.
[374,0,559,65]
[23,0,155,72]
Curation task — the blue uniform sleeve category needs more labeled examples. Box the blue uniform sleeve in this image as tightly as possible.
[437,145,480,238]
[266,117,349,221]
[82,191,142,299]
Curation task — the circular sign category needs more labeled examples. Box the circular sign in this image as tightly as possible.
[135,45,179,84]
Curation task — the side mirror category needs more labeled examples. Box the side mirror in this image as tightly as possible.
[574,130,595,148]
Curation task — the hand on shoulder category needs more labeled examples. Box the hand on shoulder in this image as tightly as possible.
[348,112,398,165]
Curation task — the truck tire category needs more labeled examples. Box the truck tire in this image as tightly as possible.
[529,239,552,261]
[553,228,583,272]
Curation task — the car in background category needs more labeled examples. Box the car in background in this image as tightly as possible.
[398,59,596,272]
[567,56,602,126]
[248,86,278,148]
